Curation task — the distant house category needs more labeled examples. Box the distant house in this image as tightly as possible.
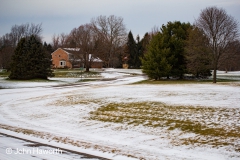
[51,48,103,68]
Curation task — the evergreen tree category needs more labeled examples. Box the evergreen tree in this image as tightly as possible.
[43,42,48,48]
[9,38,28,79]
[161,21,192,78]
[125,31,145,68]
[141,22,191,80]
[43,42,54,55]
[141,33,172,80]
[135,35,143,68]
[9,35,54,80]
[140,32,151,56]
[126,31,137,68]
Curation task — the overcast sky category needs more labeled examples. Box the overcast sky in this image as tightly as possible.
[0,0,240,43]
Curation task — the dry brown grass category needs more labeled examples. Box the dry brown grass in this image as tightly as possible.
[89,102,240,149]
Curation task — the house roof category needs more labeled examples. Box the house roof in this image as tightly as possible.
[63,48,80,51]
[51,48,80,55]
[62,48,80,55]
[89,54,103,62]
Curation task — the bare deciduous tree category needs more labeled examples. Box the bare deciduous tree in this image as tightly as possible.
[10,23,42,46]
[91,15,127,67]
[0,34,14,69]
[219,40,240,72]
[195,6,239,83]
[52,34,60,50]
[51,33,68,50]
[68,24,99,71]
[149,25,160,39]
[0,23,42,69]
[185,27,212,78]
[59,33,68,47]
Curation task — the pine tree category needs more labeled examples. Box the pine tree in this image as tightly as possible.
[140,32,151,57]
[141,22,191,80]
[141,33,172,80]
[161,21,192,78]
[43,42,54,55]
[135,35,143,68]
[9,35,53,80]
[9,38,28,79]
[126,31,137,68]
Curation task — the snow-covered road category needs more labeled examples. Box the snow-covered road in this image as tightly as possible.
[0,69,240,160]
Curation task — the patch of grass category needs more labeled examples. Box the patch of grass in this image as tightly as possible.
[134,78,240,85]
[53,71,69,77]
[53,70,101,78]
[216,78,240,82]
[22,129,36,135]
[0,71,10,77]
[5,78,57,82]
[133,79,212,85]
[89,101,240,148]
[77,79,99,82]
[50,95,102,106]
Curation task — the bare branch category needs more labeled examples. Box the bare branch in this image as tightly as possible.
[91,15,127,67]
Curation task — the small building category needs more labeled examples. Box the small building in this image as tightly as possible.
[51,48,74,68]
[51,48,103,69]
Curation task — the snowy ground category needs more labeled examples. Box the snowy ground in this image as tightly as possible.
[215,71,240,80]
[0,133,103,160]
[0,69,240,160]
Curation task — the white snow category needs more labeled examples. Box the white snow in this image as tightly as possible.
[0,133,100,160]
[0,130,131,160]
[0,69,239,160]
[212,70,240,80]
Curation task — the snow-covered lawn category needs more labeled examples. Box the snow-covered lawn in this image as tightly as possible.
[213,71,240,80]
[0,69,240,159]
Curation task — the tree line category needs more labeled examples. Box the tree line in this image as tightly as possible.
[141,7,240,83]
[51,15,128,71]
[0,23,54,71]
[0,6,239,81]
[0,23,54,79]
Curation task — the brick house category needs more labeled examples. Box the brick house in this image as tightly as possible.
[51,48,103,68]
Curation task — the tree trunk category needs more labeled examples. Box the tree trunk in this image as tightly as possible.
[213,65,217,83]
[86,61,90,72]
[196,72,199,78]
[85,53,90,72]
[179,74,183,80]
[86,67,90,72]
[225,67,228,73]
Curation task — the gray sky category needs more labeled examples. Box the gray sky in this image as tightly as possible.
[1,0,240,43]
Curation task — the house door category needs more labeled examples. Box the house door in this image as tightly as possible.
[59,60,66,68]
